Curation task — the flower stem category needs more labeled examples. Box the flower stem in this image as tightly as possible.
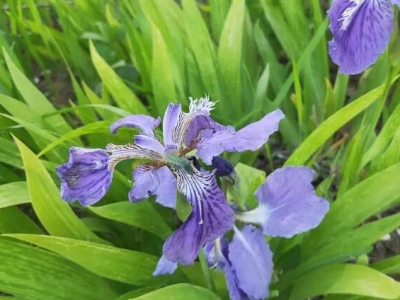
[198,249,216,293]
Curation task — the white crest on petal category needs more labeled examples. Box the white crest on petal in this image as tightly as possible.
[106,143,163,170]
[173,95,217,148]
[235,203,271,225]
[189,95,216,114]
[339,0,365,30]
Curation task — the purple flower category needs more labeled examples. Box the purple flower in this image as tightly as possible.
[235,166,330,238]
[200,167,329,300]
[56,96,284,265]
[328,0,399,74]
[56,148,112,206]
[204,227,273,300]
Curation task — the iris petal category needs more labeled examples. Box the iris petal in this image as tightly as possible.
[163,168,234,264]
[134,135,166,154]
[184,115,225,146]
[196,109,284,164]
[110,115,161,137]
[236,166,329,238]
[129,165,160,202]
[163,103,181,148]
[153,255,178,276]
[155,166,177,209]
[106,143,164,169]
[228,226,273,300]
[328,0,394,74]
[128,165,177,208]
[56,147,112,206]
[204,240,247,300]
[172,96,216,149]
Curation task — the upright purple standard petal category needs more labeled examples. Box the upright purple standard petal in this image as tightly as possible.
[184,115,225,146]
[163,168,234,264]
[110,115,161,137]
[129,165,177,208]
[228,226,273,300]
[153,255,178,276]
[56,147,112,206]
[163,103,181,147]
[196,109,284,164]
[328,0,394,74]
[236,167,329,238]
[170,96,217,149]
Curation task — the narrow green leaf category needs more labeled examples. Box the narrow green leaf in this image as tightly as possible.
[218,0,245,113]
[89,41,148,114]
[0,137,22,169]
[209,0,229,41]
[285,84,385,165]
[149,20,176,114]
[362,99,400,166]
[0,238,115,300]
[37,121,109,157]
[304,163,400,251]
[0,207,43,234]
[3,50,71,134]
[290,264,400,300]
[0,182,30,208]
[5,234,186,286]
[90,202,173,239]
[14,136,104,243]
[299,213,400,275]
[182,0,221,100]
[130,283,220,300]
[372,254,400,275]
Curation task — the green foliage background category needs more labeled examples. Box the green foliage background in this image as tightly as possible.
[1,0,400,299]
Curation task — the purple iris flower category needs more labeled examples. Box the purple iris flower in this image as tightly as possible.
[156,166,330,300]
[56,96,284,265]
[328,0,400,74]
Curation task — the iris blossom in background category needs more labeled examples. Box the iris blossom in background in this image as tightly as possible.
[56,96,284,266]
[328,0,400,74]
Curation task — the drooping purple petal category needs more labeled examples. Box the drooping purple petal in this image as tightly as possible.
[153,255,178,276]
[223,261,248,300]
[204,240,247,300]
[129,165,160,202]
[163,168,234,264]
[196,109,284,164]
[328,0,394,74]
[128,165,177,208]
[228,226,273,300]
[154,166,177,209]
[56,147,112,206]
[110,115,161,137]
[163,103,181,148]
[236,166,329,238]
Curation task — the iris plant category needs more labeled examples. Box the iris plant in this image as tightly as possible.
[56,96,329,299]
[328,0,400,74]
